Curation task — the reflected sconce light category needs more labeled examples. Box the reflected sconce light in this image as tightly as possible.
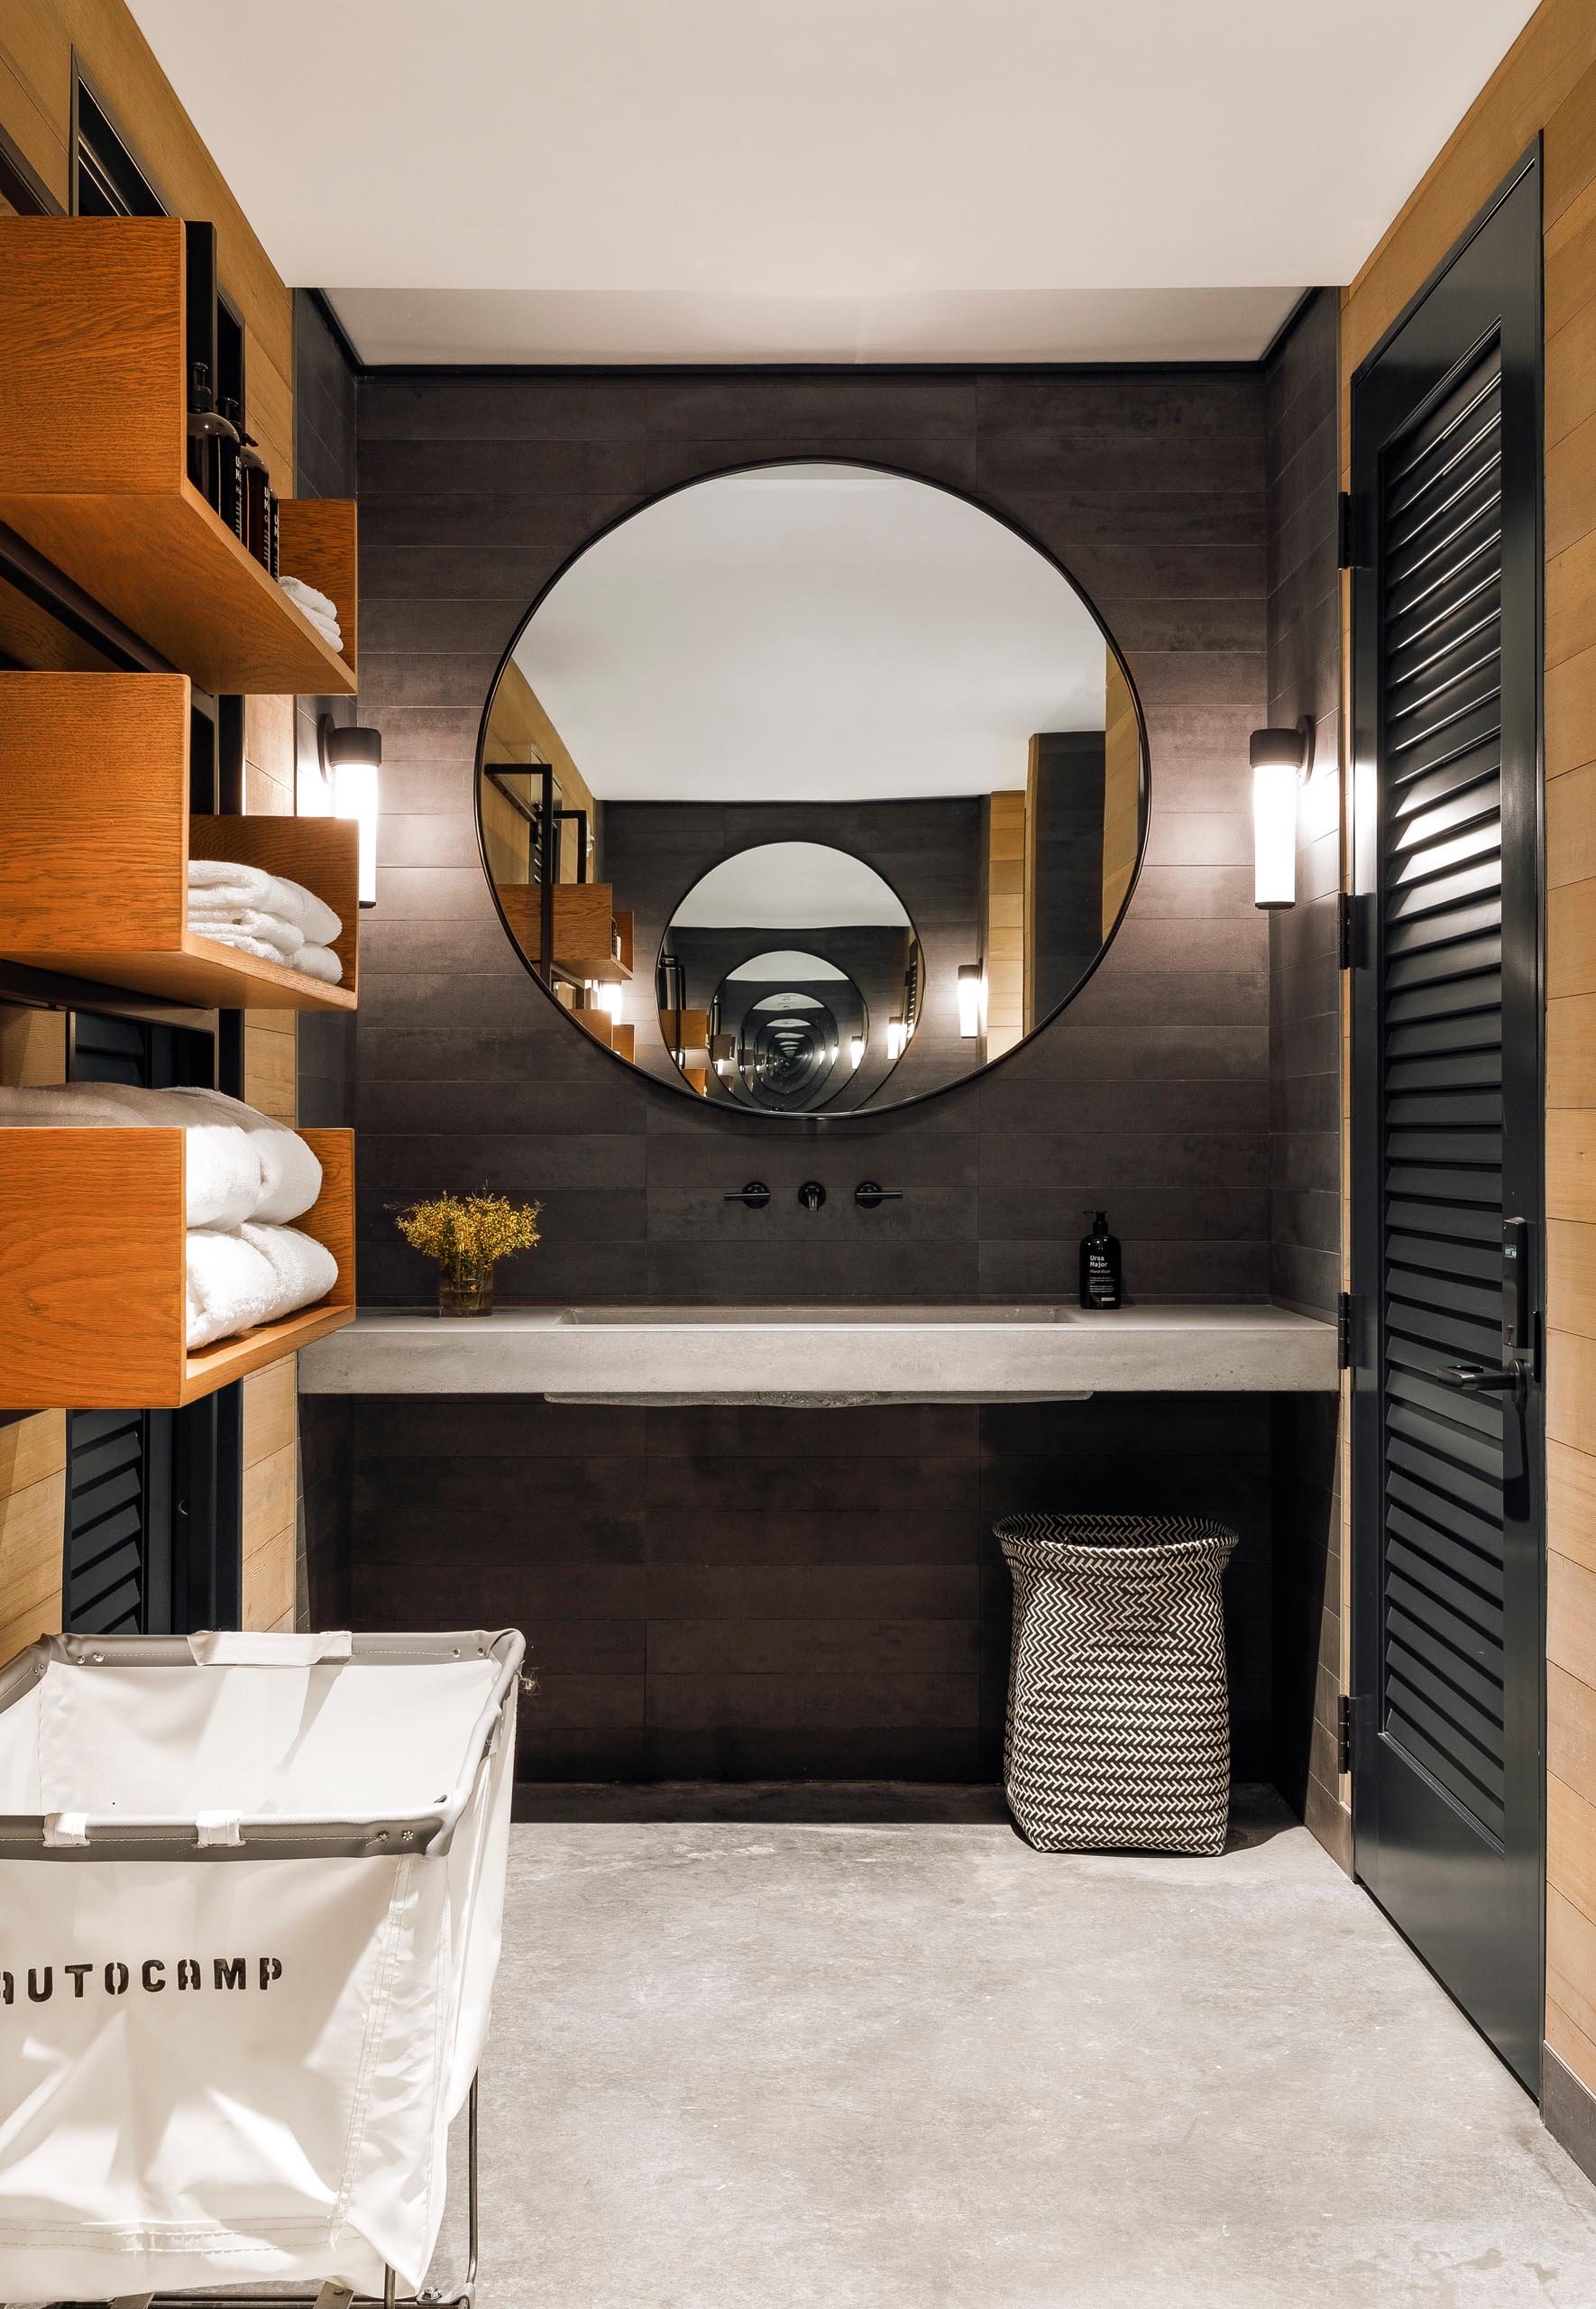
[957,962,984,1039]
[1251,716,1316,911]
[711,1032,736,1078]
[318,716,382,909]
[885,1016,906,1063]
[591,980,623,1021]
[849,1034,865,1071]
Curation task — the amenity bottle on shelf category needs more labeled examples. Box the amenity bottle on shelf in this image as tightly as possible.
[1078,1210,1123,1310]
[187,364,243,537]
[226,400,278,572]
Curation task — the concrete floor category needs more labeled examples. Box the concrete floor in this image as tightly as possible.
[439,1786,1596,2308]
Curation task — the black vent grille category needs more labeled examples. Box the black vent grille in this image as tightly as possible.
[1378,340,1507,1841]
[63,1409,166,1634]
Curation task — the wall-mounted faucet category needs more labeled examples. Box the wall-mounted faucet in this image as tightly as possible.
[854,1182,903,1210]
[797,1181,827,1211]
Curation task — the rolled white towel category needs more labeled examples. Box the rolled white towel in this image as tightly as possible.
[185,1228,282,1348]
[164,1087,323,1225]
[240,1220,338,1321]
[289,942,343,985]
[0,1082,261,1229]
[189,859,342,948]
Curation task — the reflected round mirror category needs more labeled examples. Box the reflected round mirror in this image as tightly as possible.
[477,462,1146,1115]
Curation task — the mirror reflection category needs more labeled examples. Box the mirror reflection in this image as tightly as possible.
[478,463,1145,1113]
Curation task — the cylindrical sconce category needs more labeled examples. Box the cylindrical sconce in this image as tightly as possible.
[957,962,984,1038]
[1250,716,1316,910]
[849,1033,865,1071]
[885,1016,906,1063]
[318,716,382,909]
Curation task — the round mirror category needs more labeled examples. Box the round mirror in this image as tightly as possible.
[477,462,1146,1115]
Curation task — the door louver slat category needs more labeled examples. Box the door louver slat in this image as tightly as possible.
[1375,339,1509,1837]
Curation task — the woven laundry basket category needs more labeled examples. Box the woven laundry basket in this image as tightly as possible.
[995,1513,1238,1855]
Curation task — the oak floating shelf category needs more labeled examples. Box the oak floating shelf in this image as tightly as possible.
[495,884,634,981]
[0,674,359,1012]
[0,217,356,696]
[0,1127,354,1410]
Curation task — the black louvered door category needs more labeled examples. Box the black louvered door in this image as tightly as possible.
[1351,154,1544,2090]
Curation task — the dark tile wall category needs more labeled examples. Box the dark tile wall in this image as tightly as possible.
[352,365,1271,1310]
[349,1393,1271,1783]
[1262,291,1348,1860]
[335,362,1290,1780]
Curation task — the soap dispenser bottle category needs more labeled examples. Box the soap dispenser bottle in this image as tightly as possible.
[1078,1210,1122,1310]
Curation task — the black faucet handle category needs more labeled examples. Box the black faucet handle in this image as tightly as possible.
[854,1181,903,1210]
[724,1182,771,1209]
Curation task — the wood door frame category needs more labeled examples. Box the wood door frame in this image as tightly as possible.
[1348,146,1547,2088]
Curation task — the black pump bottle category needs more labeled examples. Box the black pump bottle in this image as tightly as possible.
[1078,1210,1122,1310]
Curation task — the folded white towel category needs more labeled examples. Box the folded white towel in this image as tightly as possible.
[188,858,342,947]
[289,942,343,985]
[189,906,305,957]
[186,1220,337,1350]
[305,611,344,649]
[188,925,293,965]
[0,1082,261,1229]
[186,1227,281,1349]
[279,574,339,622]
[240,1220,337,1320]
[163,1088,323,1225]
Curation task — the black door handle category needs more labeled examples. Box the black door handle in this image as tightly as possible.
[1438,1361,1523,1399]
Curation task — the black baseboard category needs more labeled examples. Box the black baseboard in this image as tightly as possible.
[1544,2046,1596,2185]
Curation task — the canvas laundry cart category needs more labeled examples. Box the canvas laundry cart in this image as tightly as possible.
[0,1625,523,2308]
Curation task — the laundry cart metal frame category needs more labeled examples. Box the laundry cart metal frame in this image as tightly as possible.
[0,1626,525,2309]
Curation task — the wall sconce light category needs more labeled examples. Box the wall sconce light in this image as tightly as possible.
[590,980,623,1020]
[318,715,382,909]
[1250,715,1316,911]
[957,962,985,1039]
[711,1032,736,1078]
[885,1016,906,1063]
[849,1033,865,1071]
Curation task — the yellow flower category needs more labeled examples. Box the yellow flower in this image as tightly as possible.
[392,1191,541,1279]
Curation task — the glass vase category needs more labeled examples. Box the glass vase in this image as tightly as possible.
[438,1265,494,1318]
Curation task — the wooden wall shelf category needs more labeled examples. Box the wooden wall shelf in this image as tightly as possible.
[496,884,634,982]
[0,674,358,1012]
[0,218,356,696]
[571,1011,637,1063]
[0,1127,354,1410]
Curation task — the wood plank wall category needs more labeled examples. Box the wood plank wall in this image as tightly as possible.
[1338,0,1596,2125]
[0,0,305,1632]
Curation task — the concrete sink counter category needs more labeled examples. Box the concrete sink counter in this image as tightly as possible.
[298,1302,1339,1403]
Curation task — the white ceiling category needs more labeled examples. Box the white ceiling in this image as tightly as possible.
[514,469,1108,803]
[130,0,1537,365]
[674,846,911,931]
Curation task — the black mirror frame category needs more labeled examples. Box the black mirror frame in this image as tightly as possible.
[472,454,1151,1124]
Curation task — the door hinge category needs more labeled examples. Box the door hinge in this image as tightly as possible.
[1336,490,1361,570]
[1337,889,1357,969]
[1337,1694,1354,1778]
[1336,1290,1353,1370]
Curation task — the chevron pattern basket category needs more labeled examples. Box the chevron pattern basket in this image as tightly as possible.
[995,1513,1238,1856]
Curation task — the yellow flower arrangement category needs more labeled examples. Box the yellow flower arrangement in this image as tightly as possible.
[393,1191,542,1281]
